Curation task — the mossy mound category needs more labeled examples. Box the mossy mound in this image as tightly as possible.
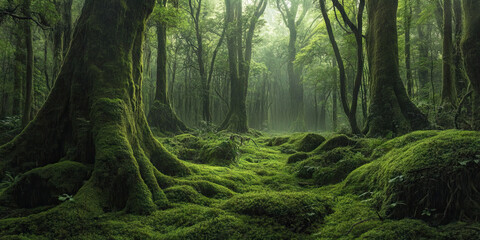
[344,130,480,223]
[287,152,309,164]
[181,180,235,199]
[0,161,90,208]
[199,141,238,166]
[294,133,326,152]
[268,133,326,154]
[266,136,290,146]
[296,147,368,185]
[164,185,212,205]
[173,134,205,161]
[222,191,331,232]
[313,134,357,153]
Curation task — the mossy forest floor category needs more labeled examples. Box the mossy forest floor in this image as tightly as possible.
[1,129,480,239]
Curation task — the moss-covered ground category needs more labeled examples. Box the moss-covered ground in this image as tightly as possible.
[1,130,480,239]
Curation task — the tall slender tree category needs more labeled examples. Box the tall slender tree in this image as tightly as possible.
[441,0,456,107]
[275,0,308,130]
[21,0,33,127]
[320,0,364,134]
[148,0,188,134]
[187,0,225,124]
[220,0,267,132]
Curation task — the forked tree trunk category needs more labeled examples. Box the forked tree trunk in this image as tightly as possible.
[365,0,429,137]
[462,0,480,130]
[0,0,190,214]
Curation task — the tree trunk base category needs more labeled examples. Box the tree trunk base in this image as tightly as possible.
[147,101,189,135]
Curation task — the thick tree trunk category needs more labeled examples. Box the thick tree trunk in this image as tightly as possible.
[461,0,480,130]
[147,21,188,134]
[365,0,429,137]
[1,0,190,214]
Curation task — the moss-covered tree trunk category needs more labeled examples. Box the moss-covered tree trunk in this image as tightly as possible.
[0,0,189,214]
[365,0,429,137]
[462,0,480,130]
[147,17,188,135]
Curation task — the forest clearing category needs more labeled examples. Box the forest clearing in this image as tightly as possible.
[1,0,480,239]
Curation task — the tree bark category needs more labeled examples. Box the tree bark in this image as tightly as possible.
[1,0,190,214]
[404,0,413,97]
[441,0,456,107]
[461,0,480,129]
[365,0,429,137]
[21,0,33,127]
[453,0,466,94]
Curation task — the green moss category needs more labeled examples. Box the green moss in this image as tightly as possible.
[358,219,441,240]
[344,130,480,222]
[296,147,368,186]
[199,140,238,166]
[164,185,212,205]
[287,152,309,164]
[222,191,331,232]
[1,161,90,208]
[267,133,325,153]
[313,134,357,153]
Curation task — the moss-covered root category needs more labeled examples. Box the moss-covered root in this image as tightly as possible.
[147,101,189,135]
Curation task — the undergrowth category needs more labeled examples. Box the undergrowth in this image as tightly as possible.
[0,130,479,239]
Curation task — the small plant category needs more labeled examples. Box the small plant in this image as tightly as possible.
[0,172,20,189]
[58,193,75,202]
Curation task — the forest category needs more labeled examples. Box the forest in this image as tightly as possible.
[0,0,480,239]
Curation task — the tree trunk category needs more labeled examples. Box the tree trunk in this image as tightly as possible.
[441,0,456,107]
[453,0,466,95]
[365,0,429,137]
[461,0,480,130]
[404,0,413,97]
[320,0,364,134]
[147,20,188,134]
[1,0,190,214]
[220,0,266,133]
[21,0,33,127]
[12,30,25,116]
[416,1,429,90]
[332,59,338,132]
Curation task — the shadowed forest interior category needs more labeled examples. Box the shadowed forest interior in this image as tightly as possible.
[0,0,480,239]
